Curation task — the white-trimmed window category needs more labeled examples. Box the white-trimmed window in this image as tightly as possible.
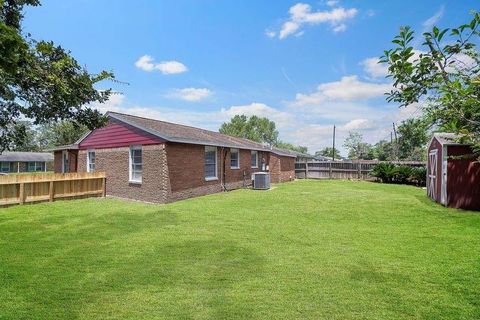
[251,150,258,168]
[230,148,239,169]
[0,162,11,173]
[87,150,96,172]
[129,146,142,183]
[205,146,217,180]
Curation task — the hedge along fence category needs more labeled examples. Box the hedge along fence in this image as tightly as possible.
[295,160,425,180]
[0,172,106,207]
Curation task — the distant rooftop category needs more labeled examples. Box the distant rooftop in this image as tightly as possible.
[0,151,54,162]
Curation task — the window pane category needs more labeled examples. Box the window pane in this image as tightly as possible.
[231,149,239,168]
[205,147,217,178]
[130,147,142,182]
[251,151,257,167]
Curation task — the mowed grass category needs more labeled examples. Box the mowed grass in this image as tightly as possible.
[0,180,479,320]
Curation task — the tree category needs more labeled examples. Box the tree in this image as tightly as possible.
[276,141,308,154]
[37,120,89,150]
[8,121,38,151]
[343,132,374,160]
[315,147,341,159]
[373,140,393,161]
[381,12,480,159]
[397,118,429,160]
[0,0,114,152]
[219,115,279,145]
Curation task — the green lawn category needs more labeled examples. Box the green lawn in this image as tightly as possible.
[1,180,479,320]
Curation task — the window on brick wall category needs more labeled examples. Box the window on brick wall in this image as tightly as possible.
[205,146,217,180]
[230,148,239,169]
[87,150,96,172]
[251,151,258,168]
[129,146,142,183]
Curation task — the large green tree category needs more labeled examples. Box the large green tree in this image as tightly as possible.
[343,132,375,160]
[381,12,480,158]
[397,118,429,160]
[276,141,308,154]
[219,115,279,146]
[315,147,341,159]
[0,0,113,152]
[37,120,89,150]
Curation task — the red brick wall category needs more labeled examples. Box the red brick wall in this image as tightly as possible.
[53,150,77,173]
[165,143,269,201]
[61,141,294,203]
[269,154,295,183]
[77,144,170,203]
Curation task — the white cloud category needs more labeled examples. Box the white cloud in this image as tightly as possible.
[342,118,376,130]
[326,0,339,7]
[332,23,347,33]
[134,55,188,74]
[156,61,188,74]
[277,2,358,39]
[290,75,392,107]
[169,88,212,102]
[135,55,155,71]
[265,29,276,38]
[423,5,444,30]
[360,57,389,78]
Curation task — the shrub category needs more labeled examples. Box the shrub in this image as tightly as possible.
[370,163,426,186]
[394,166,413,184]
[409,167,427,187]
[370,163,397,183]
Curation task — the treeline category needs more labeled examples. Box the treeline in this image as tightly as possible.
[6,121,88,152]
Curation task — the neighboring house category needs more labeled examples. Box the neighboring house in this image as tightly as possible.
[0,152,54,174]
[427,133,480,210]
[51,111,296,203]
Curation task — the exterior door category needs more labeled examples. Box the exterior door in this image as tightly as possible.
[428,150,437,200]
[441,146,447,205]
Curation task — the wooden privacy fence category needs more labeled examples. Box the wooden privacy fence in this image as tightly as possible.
[0,172,106,207]
[295,161,425,180]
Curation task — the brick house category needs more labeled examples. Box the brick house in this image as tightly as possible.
[52,112,296,203]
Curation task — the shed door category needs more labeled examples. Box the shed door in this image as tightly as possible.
[441,146,447,205]
[428,150,437,200]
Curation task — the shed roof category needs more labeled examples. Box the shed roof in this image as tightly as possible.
[432,133,468,146]
[106,111,297,157]
[0,151,53,162]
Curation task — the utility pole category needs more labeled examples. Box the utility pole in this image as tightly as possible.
[332,125,336,161]
[390,132,393,160]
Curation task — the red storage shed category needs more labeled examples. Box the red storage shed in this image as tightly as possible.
[427,133,480,210]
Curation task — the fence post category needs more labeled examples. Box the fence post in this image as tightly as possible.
[305,161,309,179]
[49,181,54,202]
[329,162,332,179]
[358,163,362,179]
[102,177,106,197]
[19,183,25,205]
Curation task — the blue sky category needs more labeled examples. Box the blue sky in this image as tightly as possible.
[24,0,478,155]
